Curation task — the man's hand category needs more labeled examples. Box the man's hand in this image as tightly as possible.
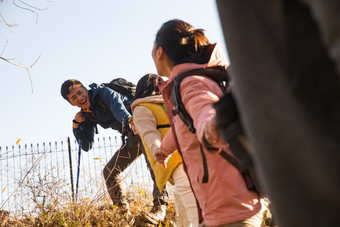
[73,111,85,128]
[130,124,138,135]
[204,117,225,149]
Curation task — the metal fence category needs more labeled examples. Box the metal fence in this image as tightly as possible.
[0,134,153,216]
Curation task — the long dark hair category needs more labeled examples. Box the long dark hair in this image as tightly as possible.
[155,19,212,65]
[133,73,161,101]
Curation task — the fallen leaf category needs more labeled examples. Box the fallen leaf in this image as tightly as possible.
[3,186,6,192]
[16,138,21,145]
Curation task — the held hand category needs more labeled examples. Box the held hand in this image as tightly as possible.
[204,117,225,149]
[73,111,85,128]
[154,148,169,168]
[130,124,138,135]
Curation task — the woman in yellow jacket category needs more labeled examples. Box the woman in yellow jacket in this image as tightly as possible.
[131,73,199,227]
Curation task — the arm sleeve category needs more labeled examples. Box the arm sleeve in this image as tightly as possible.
[72,120,95,151]
[180,76,223,144]
[133,106,162,155]
[99,87,132,128]
[160,127,178,156]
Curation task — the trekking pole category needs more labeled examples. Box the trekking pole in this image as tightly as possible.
[67,137,75,202]
[75,126,83,202]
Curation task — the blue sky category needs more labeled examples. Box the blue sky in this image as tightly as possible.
[0,0,228,147]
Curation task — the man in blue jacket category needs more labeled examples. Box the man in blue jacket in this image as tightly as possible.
[61,79,168,221]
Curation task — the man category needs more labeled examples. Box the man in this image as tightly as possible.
[215,0,340,226]
[61,79,168,221]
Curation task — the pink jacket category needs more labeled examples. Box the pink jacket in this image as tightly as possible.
[159,44,261,226]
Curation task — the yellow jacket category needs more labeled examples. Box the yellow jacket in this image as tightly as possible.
[131,95,182,191]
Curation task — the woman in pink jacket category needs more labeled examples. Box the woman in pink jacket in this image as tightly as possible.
[151,19,267,227]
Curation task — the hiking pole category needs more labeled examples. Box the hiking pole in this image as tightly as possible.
[67,137,75,202]
[75,126,83,202]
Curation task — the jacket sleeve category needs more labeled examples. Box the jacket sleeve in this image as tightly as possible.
[160,126,178,157]
[99,86,132,128]
[180,76,224,145]
[133,106,162,155]
[73,120,95,151]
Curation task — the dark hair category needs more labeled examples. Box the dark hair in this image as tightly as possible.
[155,19,211,65]
[60,79,84,101]
[133,74,161,101]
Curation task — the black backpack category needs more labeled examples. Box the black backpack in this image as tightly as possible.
[90,78,136,145]
[103,78,136,99]
[171,66,263,195]
[94,78,136,114]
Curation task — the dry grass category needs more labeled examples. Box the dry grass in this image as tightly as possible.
[0,186,177,227]
[0,142,178,226]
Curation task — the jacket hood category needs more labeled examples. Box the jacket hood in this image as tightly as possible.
[158,43,227,91]
[131,95,164,110]
[158,43,227,96]
[88,83,103,103]
[169,43,228,81]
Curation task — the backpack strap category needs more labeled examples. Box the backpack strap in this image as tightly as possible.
[170,65,262,195]
[156,124,171,129]
[171,66,229,134]
[171,74,196,133]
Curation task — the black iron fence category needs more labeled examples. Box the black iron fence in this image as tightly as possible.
[0,134,152,216]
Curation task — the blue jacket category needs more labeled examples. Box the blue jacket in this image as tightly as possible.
[73,83,132,151]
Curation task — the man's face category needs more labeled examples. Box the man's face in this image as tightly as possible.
[67,85,91,109]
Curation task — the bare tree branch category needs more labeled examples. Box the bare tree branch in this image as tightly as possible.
[18,0,47,11]
[0,154,44,210]
[29,54,41,67]
[1,55,40,93]
[1,0,50,92]
[0,55,40,69]
[26,67,34,93]
[1,40,8,56]
[0,12,16,28]
[13,0,39,23]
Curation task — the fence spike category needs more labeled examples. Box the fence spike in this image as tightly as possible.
[0,136,153,215]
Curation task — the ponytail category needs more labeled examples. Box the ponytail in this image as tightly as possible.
[155,19,211,65]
